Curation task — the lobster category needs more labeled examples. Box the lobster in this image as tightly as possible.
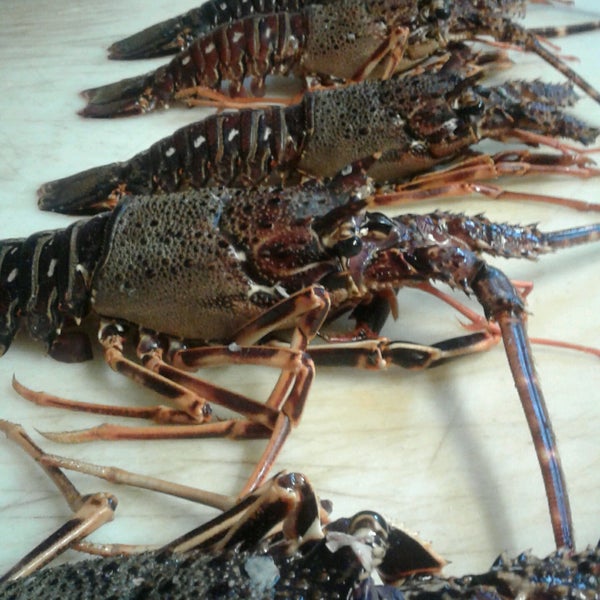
[1,0,599,578]
[38,65,600,215]
[79,0,600,117]
[105,0,597,60]
[2,173,599,551]
[0,423,445,591]
[0,422,598,599]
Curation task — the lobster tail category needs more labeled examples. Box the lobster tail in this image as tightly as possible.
[0,215,111,361]
[0,240,23,356]
[37,156,151,215]
[108,16,198,60]
[107,0,311,60]
[85,9,312,117]
[80,71,167,118]
[39,102,309,215]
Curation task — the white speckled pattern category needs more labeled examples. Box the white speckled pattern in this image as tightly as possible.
[0,0,598,580]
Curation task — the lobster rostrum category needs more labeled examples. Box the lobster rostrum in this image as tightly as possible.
[0,422,445,592]
[3,173,600,550]
[80,0,600,117]
[39,65,600,215]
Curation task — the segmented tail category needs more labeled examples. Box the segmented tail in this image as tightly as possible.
[0,215,110,360]
[39,101,309,214]
[83,11,310,117]
[107,0,312,59]
[80,72,160,118]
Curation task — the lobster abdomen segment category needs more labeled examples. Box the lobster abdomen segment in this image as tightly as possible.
[107,0,316,60]
[38,102,310,215]
[0,216,110,358]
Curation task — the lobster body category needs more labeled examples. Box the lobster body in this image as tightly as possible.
[5,182,597,360]
[85,0,600,117]
[1,501,597,600]
[3,542,599,599]
[108,0,530,62]
[2,184,358,357]
[39,68,599,215]
[83,0,600,117]
[83,0,408,115]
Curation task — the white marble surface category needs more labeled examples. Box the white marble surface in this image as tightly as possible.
[0,0,599,582]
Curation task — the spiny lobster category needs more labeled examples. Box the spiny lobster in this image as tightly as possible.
[0,422,597,599]
[0,424,445,591]
[1,0,599,579]
[79,0,600,117]
[105,0,596,61]
[2,172,599,551]
[38,65,600,215]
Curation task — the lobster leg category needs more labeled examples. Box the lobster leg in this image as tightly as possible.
[373,151,600,212]
[306,332,499,370]
[350,25,409,82]
[15,286,330,494]
[0,421,117,583]
[0,419,325,580]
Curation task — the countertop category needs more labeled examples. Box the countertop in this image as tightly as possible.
[0,0,598,582]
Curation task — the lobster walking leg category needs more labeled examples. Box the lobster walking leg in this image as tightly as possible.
[14,286,330,494]
[0,421,117,583]
[305,332,499,370]
[373,151,600,213]
[0,418,326,581]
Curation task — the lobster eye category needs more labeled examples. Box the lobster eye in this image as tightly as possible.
[365,212,394,235]
[331,236,362,258]
[456,99,485,118]
[349,511,390,541]
[420,0,451,22]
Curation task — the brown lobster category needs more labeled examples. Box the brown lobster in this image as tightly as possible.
[79,0,600,117]
[1,423,597,600]
[39,65,600,215]
[3,172,599,552]
[105,0,596,60]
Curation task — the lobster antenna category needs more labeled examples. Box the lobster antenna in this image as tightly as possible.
[527,33,600,105]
